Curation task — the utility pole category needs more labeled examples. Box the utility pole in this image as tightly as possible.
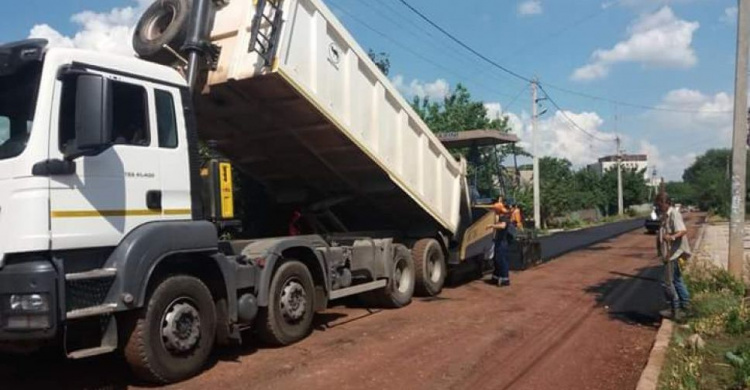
[532,79,541,230]
[616,136,624,216]
[728,0,750,281]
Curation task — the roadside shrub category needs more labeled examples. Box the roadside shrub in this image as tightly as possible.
[560,215,584,229]
[686,268,745,298]
[691,292,741,336]
[663,348,703,390]
[727,344,750,388]
[726,307,746,335]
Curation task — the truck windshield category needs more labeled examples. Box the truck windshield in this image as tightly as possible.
[0,63,41,161]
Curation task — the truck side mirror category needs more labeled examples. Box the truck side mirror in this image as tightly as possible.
[73,74,111,152]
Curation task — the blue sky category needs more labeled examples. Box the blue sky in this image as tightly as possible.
[0,0,738,180]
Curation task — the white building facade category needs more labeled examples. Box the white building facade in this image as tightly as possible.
[587,154,651,182]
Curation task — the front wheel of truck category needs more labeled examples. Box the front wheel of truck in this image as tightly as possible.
[257,260,316,346]
[123,275,217,384]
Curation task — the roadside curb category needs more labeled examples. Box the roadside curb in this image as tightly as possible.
[635,217,707,390]
[636,319,674,390]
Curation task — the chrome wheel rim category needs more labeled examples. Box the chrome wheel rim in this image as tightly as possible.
[161,298,201,354]
[279,278,307,323]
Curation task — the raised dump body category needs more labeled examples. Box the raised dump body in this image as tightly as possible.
[195,0,464,236]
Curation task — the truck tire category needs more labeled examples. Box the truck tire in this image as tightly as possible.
[123,275,217,384]
[257,260,315,346]
[133,0,192,65]
[412,238,446,297]
[362,245,415,308]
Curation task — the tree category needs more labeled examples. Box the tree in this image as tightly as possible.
[538,157,575,226]
[664,181,696,206]
[682,149,731,216]
[367,49,390,76]
[572,167,606,213]
[600,167,649,215]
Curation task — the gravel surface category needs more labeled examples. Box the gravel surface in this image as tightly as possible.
[0,214,703,390]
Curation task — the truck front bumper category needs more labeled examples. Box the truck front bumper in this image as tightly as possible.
[0,258,58,342]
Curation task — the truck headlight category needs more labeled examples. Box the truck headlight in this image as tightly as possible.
[4,294,51,330]
[10,294,50,312]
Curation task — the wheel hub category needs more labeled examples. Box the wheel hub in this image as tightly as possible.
[394,259,412,293]
[428,253,442,283]
[280,280,307,322]
[162,301,201,353]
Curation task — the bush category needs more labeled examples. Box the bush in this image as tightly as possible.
[686,268,746,298]
[726,307,746,335]
[727,344,750,388]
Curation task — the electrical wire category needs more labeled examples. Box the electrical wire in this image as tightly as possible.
[395,0,534,84]
[503,83,529,112]
[394,0,733,115]
[327,2,517,99]
[539,85,616,143]
[541,83,733,114]
[501,0,618,61]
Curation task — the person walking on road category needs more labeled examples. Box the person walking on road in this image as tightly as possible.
[487,198,514,287]
[656,194,691,321]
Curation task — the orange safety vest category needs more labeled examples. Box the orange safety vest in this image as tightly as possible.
[511,208,523,229]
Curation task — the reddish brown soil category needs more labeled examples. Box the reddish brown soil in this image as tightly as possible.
[0,214,703,390]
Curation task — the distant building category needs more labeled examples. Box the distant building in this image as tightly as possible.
[587,154,651,182]
[504,166,534,188]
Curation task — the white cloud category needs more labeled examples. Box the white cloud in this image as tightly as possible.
[630,88,733,180]
[721,6,738,25]
[649,88,733,137]
[28,0,151,56]
[518,0,543,16]
[638,140,697,181]
[392,75,450,101]
[616,0,694,9]
[509,108,616,166]
[484,102,504,120]
[571,6,699,81]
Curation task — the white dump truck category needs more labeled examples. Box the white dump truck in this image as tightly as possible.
[0,0,515,383]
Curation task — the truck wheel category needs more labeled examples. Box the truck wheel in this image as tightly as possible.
[363,245,415,308]
[123,275,216,384]
[412,239,446,297]
[257,260,315,346]
[133,0,192,65]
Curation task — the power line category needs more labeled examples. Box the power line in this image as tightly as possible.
[501,1,617,61]
[395,0,534,84]
[539,85,615,143]
[327,2,517,99]
[345,0,484,74]
[504,83,529,112]
[394,0,733,115]
[542,84,732,114]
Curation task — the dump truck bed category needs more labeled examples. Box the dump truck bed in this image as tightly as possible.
[196,0,464,235]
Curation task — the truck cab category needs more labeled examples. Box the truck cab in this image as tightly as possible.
[0,37,218,346]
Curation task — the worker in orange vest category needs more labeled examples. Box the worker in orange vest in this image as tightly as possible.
[508,198,523,230]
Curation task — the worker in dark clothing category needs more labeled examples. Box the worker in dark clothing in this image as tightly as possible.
[488,207,513,287]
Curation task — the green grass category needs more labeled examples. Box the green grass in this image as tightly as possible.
[659,260,750,390]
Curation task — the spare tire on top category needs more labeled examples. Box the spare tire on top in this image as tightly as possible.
[133,0,192,65]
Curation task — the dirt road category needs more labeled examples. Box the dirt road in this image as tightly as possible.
[1,214,703,390]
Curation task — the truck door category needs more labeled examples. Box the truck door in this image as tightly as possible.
[48,71,165,250]
[152,87,192,221]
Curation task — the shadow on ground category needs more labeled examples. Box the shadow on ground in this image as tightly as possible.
[584,264,665,328]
